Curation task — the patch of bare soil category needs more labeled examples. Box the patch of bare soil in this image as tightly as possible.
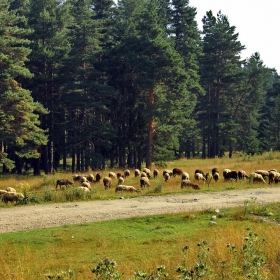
[0,187,280,233]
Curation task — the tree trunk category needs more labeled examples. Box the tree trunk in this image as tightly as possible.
[146,88,154,169]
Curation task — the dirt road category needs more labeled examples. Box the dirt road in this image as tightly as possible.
[1,187,280,233]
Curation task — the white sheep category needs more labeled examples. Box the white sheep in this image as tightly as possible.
[135,169,141,177]
[124,169,130,178]
[81,181,91,190]
[182,172,190,181]
[143,168,151,178]
[86,174,95,182]
[163,169,173,177]
[181,180,200,190]
[140,171,148,178]
[115,185,140,193]
[140,177,150,188]
[0,190,7,195]
[153,169,159,178]
[118,176,124,185]
[223,169,231,180]
[77,186,91,193]
[108,172,117,179]
[6,187,16,193]
[103,177,112,190]
[80,176,89,183]
[249,172,266,184]
[194,172,206,182]
[164,172,170,182]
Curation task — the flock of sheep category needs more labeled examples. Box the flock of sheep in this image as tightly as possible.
[1,167,277,204]
[55,166,279,195]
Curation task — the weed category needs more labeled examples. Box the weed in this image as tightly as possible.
[154,182,162,193]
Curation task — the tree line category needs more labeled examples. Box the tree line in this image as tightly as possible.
[1,0,279,175]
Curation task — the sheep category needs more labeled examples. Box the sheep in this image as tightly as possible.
[2,192,24,204]
[249,172,266,184]
[255,170,269,178]
[181,172,190,181]
[194,169,205,177]
[213,172,219,182]
[86,174,95,182]
[140,177,150,189]
[56,179,73,190]
[153,169,159,178]
[268,171,280,184]
[142,168,151,178]
[81,181,91,190]
[164,172,170,182]
[224,171,238,181]
[108,172,117,179]
[73,174,82,182]
[103,177,112,190]
[194,172,206,182]
[124,169,130,178]
[118,176,124,185]
[223,169,231,180]
[140,171,148,178]
[211,168,219,176]
[77,186,91,193]
[95,173,102,183]
[181,180,200,190]
[0,190,7,195]
[6,187,16,193]
[163,169,173,177]
[238,170,249,180]
[135,169,141,177]
[115,185,140,193]
[172,168,183,177]
[80,176,89,183]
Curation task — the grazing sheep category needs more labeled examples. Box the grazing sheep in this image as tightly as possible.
[140,177,150,189]
[194,169,205,177]
[81,181,91,190]
[182,172,190,181]
[80,176,89,183]
[109,172,117,179]
[2,192,24,204]
[213,172,219,182]
[181,180,200,190]
[164,172,170,182]
[118,176,124,185]
[117,172,124,179]
[6,187,16,193]
[238,170,249,180]
[172,168,183,177]
[194,172,206,182]
[0,190,7,195]
[56,179,73,190]
[268,171,280,184]
[115,185,140,193]
[135,169,141,177]
[124,169,130,178]
[255,170,269,178]
[211,168,219,176]
[95,173,102,183]
[103,177,112,190]
[77,186,91,193]
[140,171,148,178]
[249,172,266,184]
[163,169,173,177]
[224,171,238,181]
[153,169,159,178]
[143,168,151,178]
[223,169,231,180]
[73,174,82,182]
[86,174,95,182]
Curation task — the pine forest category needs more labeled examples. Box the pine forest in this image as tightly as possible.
[1,0,279,175]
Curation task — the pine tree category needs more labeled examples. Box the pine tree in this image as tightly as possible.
[0,0,47,172]
[199,10,245,157]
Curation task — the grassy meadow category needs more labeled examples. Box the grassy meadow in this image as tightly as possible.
[0,151,280,279]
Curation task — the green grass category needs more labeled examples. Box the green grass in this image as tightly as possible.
[0,202,280,279]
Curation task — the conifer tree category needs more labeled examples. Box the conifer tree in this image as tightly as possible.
[0,0,47,172]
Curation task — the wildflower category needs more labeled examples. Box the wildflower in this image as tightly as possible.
[183,245,189,251]
[190,269,195,274]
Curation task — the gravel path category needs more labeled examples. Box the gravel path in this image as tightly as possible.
[1,187,280,233]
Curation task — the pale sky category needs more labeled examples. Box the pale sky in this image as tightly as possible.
[189,0,280,73]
